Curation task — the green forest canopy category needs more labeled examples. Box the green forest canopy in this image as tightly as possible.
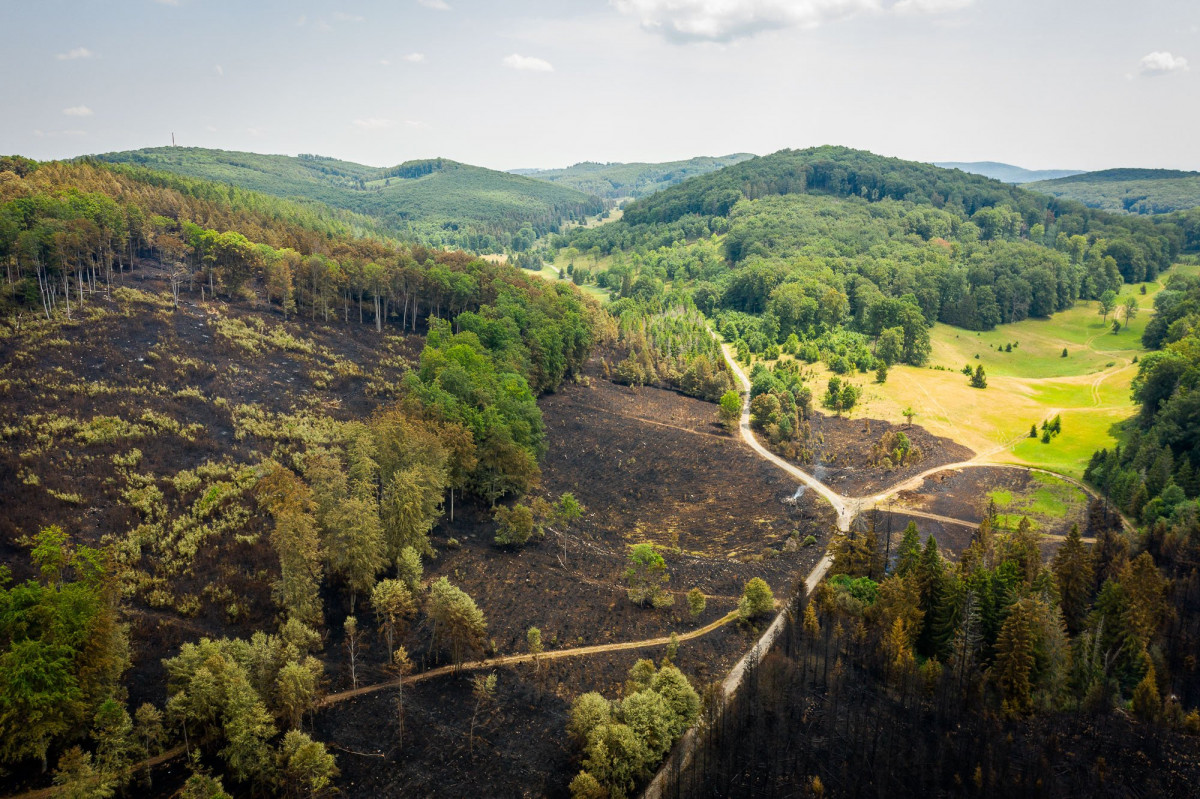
[1028,168,1200,215]
[561,146,1184,371]
[91,147,605,253]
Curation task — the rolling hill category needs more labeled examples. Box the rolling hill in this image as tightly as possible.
[91,147,605,251]
[512,153,755,199]
[1028,168,1200,215]
[934,161,1083,184]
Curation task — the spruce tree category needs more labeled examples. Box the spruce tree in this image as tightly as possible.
[1052,523,1093,633]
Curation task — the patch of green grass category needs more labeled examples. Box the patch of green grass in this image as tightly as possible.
[1008,409,1128,479]
[989,489,1013,506]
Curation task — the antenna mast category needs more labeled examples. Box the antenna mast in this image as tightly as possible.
[171,132,176,147]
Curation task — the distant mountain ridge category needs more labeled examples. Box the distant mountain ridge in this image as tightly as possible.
[512,154,755,199]
[934,161,1084,184]
[1028,168,1200,215]
[92,146,604,251]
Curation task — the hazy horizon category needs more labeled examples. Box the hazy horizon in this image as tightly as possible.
[3,0,1197,172]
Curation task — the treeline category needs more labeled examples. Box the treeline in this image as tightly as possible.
[1084,270,1200,703]
[659,510,1200,797]
[1085,270,1199,531]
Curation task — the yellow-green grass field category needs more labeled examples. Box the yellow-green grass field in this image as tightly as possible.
[761,264,1197,479]
[526,261,611,302]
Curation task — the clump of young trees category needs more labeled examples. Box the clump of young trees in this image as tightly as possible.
[494,492,583,547]
[0,528,130,774]
[625,544,673,608]
[567,660,701,799]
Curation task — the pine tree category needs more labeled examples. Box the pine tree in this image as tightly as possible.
[1052,523,1093,633]
[1131,658,1161,722]
[894,522,921,577]
[993,600,1035,715]
[915,535,946,658]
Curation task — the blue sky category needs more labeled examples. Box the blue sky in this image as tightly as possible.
[2,0,1197,171]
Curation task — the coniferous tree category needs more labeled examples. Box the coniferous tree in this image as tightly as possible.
[1052,524,1093,633]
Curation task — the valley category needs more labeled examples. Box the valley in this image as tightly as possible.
[2,143,1199,799]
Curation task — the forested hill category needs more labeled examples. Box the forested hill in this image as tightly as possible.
[934,161,1083,184]
[559,147,1182,377]
[512,153,755,200]
[91,147,605,252]
[1028,168,1200,215]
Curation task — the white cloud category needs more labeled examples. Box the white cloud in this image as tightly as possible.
[205,125,218,132]
[403,52,426,62]
[612,0,973,43]
[153,0,181,6]
[247,127,265,136]
[296,15,307,26]
[56,47,93,61]
[503,53,554,72]
[62,105,93,117]
[34,129,87,138]
[1139,51,1189,76]
[215,64,224,76]
[379,58,392,66]
[893,0,970,13]
[354,117,396,130]
[417,0,451,10]
[333,12,364,22]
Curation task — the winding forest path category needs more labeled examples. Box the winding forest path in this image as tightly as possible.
[715,333,1131,532]
[641,335,1129,799]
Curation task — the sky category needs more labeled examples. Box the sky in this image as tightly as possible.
[2,0,1197,172]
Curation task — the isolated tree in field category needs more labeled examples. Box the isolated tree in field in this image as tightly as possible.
[428,577,488,666]
[527,626,543,670]
[343,616,363,690]
[371,579,416,664]
[1123,295,1139,325]
[687,587,706,618]
[738,578,774,621]
[392,647,414,744]
[969,364,987,389]
[1098,289,1117,323]
[469,673,497,755]
[902,406,915,427]
[553,492,584,533]
[719,389,742,432]
[1029,424,1037,438]
[625,543,672,607]
[875,363,888,383]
